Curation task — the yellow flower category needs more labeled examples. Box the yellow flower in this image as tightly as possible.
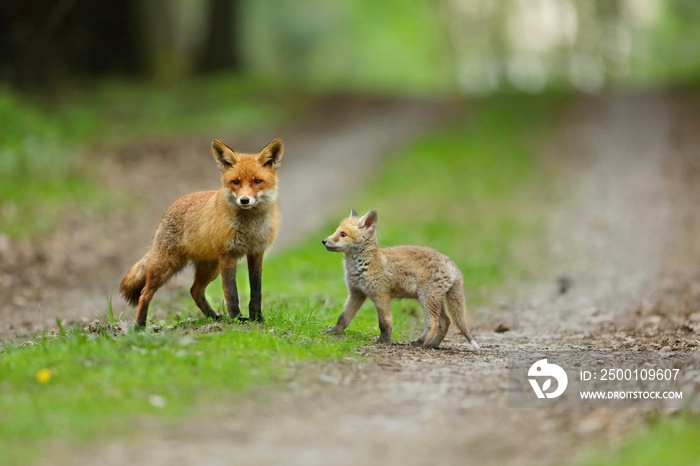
[36,369,52,384]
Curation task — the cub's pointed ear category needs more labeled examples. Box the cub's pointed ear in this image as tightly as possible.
[350,209,359,218]
[212,139,239,170]
[257,138,284,169]
[358,210,377,230]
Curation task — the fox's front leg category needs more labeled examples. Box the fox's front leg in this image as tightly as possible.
[247,252,264,323]
[220,256,242,319]
[326,290,366,334]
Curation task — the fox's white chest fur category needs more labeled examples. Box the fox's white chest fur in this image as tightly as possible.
[225,206,276,256]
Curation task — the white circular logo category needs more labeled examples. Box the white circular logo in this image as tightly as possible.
[528,359,568,399]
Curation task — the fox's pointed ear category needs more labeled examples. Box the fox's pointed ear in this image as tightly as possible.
[212,139,239,170]
[257,138,284,169]
[358,210,377,230]
[350,209,359,218]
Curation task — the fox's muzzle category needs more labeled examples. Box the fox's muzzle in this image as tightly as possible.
[322,238,341,252]
[237,196,257,208]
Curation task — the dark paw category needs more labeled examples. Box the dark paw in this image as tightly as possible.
[250,314,264,324]
[410,339,424,347]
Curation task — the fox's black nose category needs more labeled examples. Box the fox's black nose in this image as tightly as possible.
[322,239,327,245]
[240,197,250,205]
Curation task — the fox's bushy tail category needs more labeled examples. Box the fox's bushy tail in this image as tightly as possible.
[119,253,149,306]
[445,279,480,350]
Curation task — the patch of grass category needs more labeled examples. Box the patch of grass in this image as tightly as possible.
[0,95,556,465]
[0,89,100,238]
[59,73,301,142]
[577,415,700,466]
[0,314,366,465]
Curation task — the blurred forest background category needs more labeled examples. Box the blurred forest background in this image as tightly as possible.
[2,0,700,282]
[2,0,700,290]
[2,0,700,93]
[1,1,699,249]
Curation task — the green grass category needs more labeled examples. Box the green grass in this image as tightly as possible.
[0,89,99,237]
[578,415,700,466]
[0,311,373,465]
[0,95,555,465]
[58,74,301,141]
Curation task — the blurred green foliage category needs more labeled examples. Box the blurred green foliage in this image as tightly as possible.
[242,0,455,95]
[631,1,700,86]
[0,89,99,236]
[579,414,700,466]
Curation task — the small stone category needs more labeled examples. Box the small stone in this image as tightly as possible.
[495,324,510,333]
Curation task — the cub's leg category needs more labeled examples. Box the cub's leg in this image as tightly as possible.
[425,304,451,348]
[371,294,393,345]
[326,291,366,334]
[191,261,220,319]
[417,293,442,348]
[411,305,432,346]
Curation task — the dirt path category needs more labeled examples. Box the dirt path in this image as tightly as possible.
[43,93,700,466]
[0,98,453,339]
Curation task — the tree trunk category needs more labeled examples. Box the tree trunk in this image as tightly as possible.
[199,0,239,73]
[132,0,187,79]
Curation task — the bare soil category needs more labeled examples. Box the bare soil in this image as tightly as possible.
[5,94,700,466]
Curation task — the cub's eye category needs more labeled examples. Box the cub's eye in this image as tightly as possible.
[231,179,240,185]
[339,232,347,238]
[253,179,263,185]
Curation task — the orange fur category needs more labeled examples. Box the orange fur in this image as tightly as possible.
[120,138,284,326]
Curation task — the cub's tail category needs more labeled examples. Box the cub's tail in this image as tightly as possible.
[445,279,480,350]
[119,253,149,306]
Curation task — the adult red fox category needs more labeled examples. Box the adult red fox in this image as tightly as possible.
[120,138,283,327]
[323,210,479,349]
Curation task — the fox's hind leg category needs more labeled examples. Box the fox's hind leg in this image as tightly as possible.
[411,303,435,346]
[426,303,451,348]
[415,293,442,348]
[191,261,220,320]
[135,257,183,327]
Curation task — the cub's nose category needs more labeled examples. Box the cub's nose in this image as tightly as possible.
[322,239,328,245]
[239,197,250,205]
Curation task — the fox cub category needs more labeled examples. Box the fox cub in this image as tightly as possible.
[120,138,284,327]
[322,210,479,349]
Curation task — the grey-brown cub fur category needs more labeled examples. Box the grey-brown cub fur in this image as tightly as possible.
[322,210,479,349]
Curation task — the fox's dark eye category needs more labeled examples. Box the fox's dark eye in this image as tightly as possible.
[253,179,263,185]
[231,179,240,185]
[340,232,347,238]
